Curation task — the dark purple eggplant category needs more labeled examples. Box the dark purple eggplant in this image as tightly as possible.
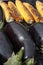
[0,31,13,63]
[4,22,35,60]
[29,23,43,54]
[0,3,35,60]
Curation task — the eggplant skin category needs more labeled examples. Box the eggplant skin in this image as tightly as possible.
[4,22,35,59]
[29,23,43,54]
[0,31,13,63]
[29,23,43,46]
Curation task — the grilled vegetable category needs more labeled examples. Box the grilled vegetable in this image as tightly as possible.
[0,31,13,63]
[0,2,14,22]
[36,1,43,19]
[4,22,35,60]
[29,23,43,54]
[0,1,30,30]
[15,0,34,24]
[23,2,43,23]
[8,1,31,30]
[4,47,24,65]
[1,1,35,60]
[8,1,23,22]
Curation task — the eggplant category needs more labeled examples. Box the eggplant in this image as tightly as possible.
[0,31,13,63]
[0,2,35,60]
[4,22,35,60]
[29,23,43,54]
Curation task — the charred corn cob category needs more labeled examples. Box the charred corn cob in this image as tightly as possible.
[23,2,43,23]
[0,2,14,22]
[36,1,43,18]
[8,1,23,22]
[15,0,34,24]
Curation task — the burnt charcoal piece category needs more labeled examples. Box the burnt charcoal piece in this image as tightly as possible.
[29,23,43,53]
[4,22,35,60]
[0,31,13,63]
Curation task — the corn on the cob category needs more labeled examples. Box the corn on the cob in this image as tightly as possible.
[15,0,34,24]
[0,2,14,22]
[36,1,43,18]
[8,1,23,22]
[23,2,43,23]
